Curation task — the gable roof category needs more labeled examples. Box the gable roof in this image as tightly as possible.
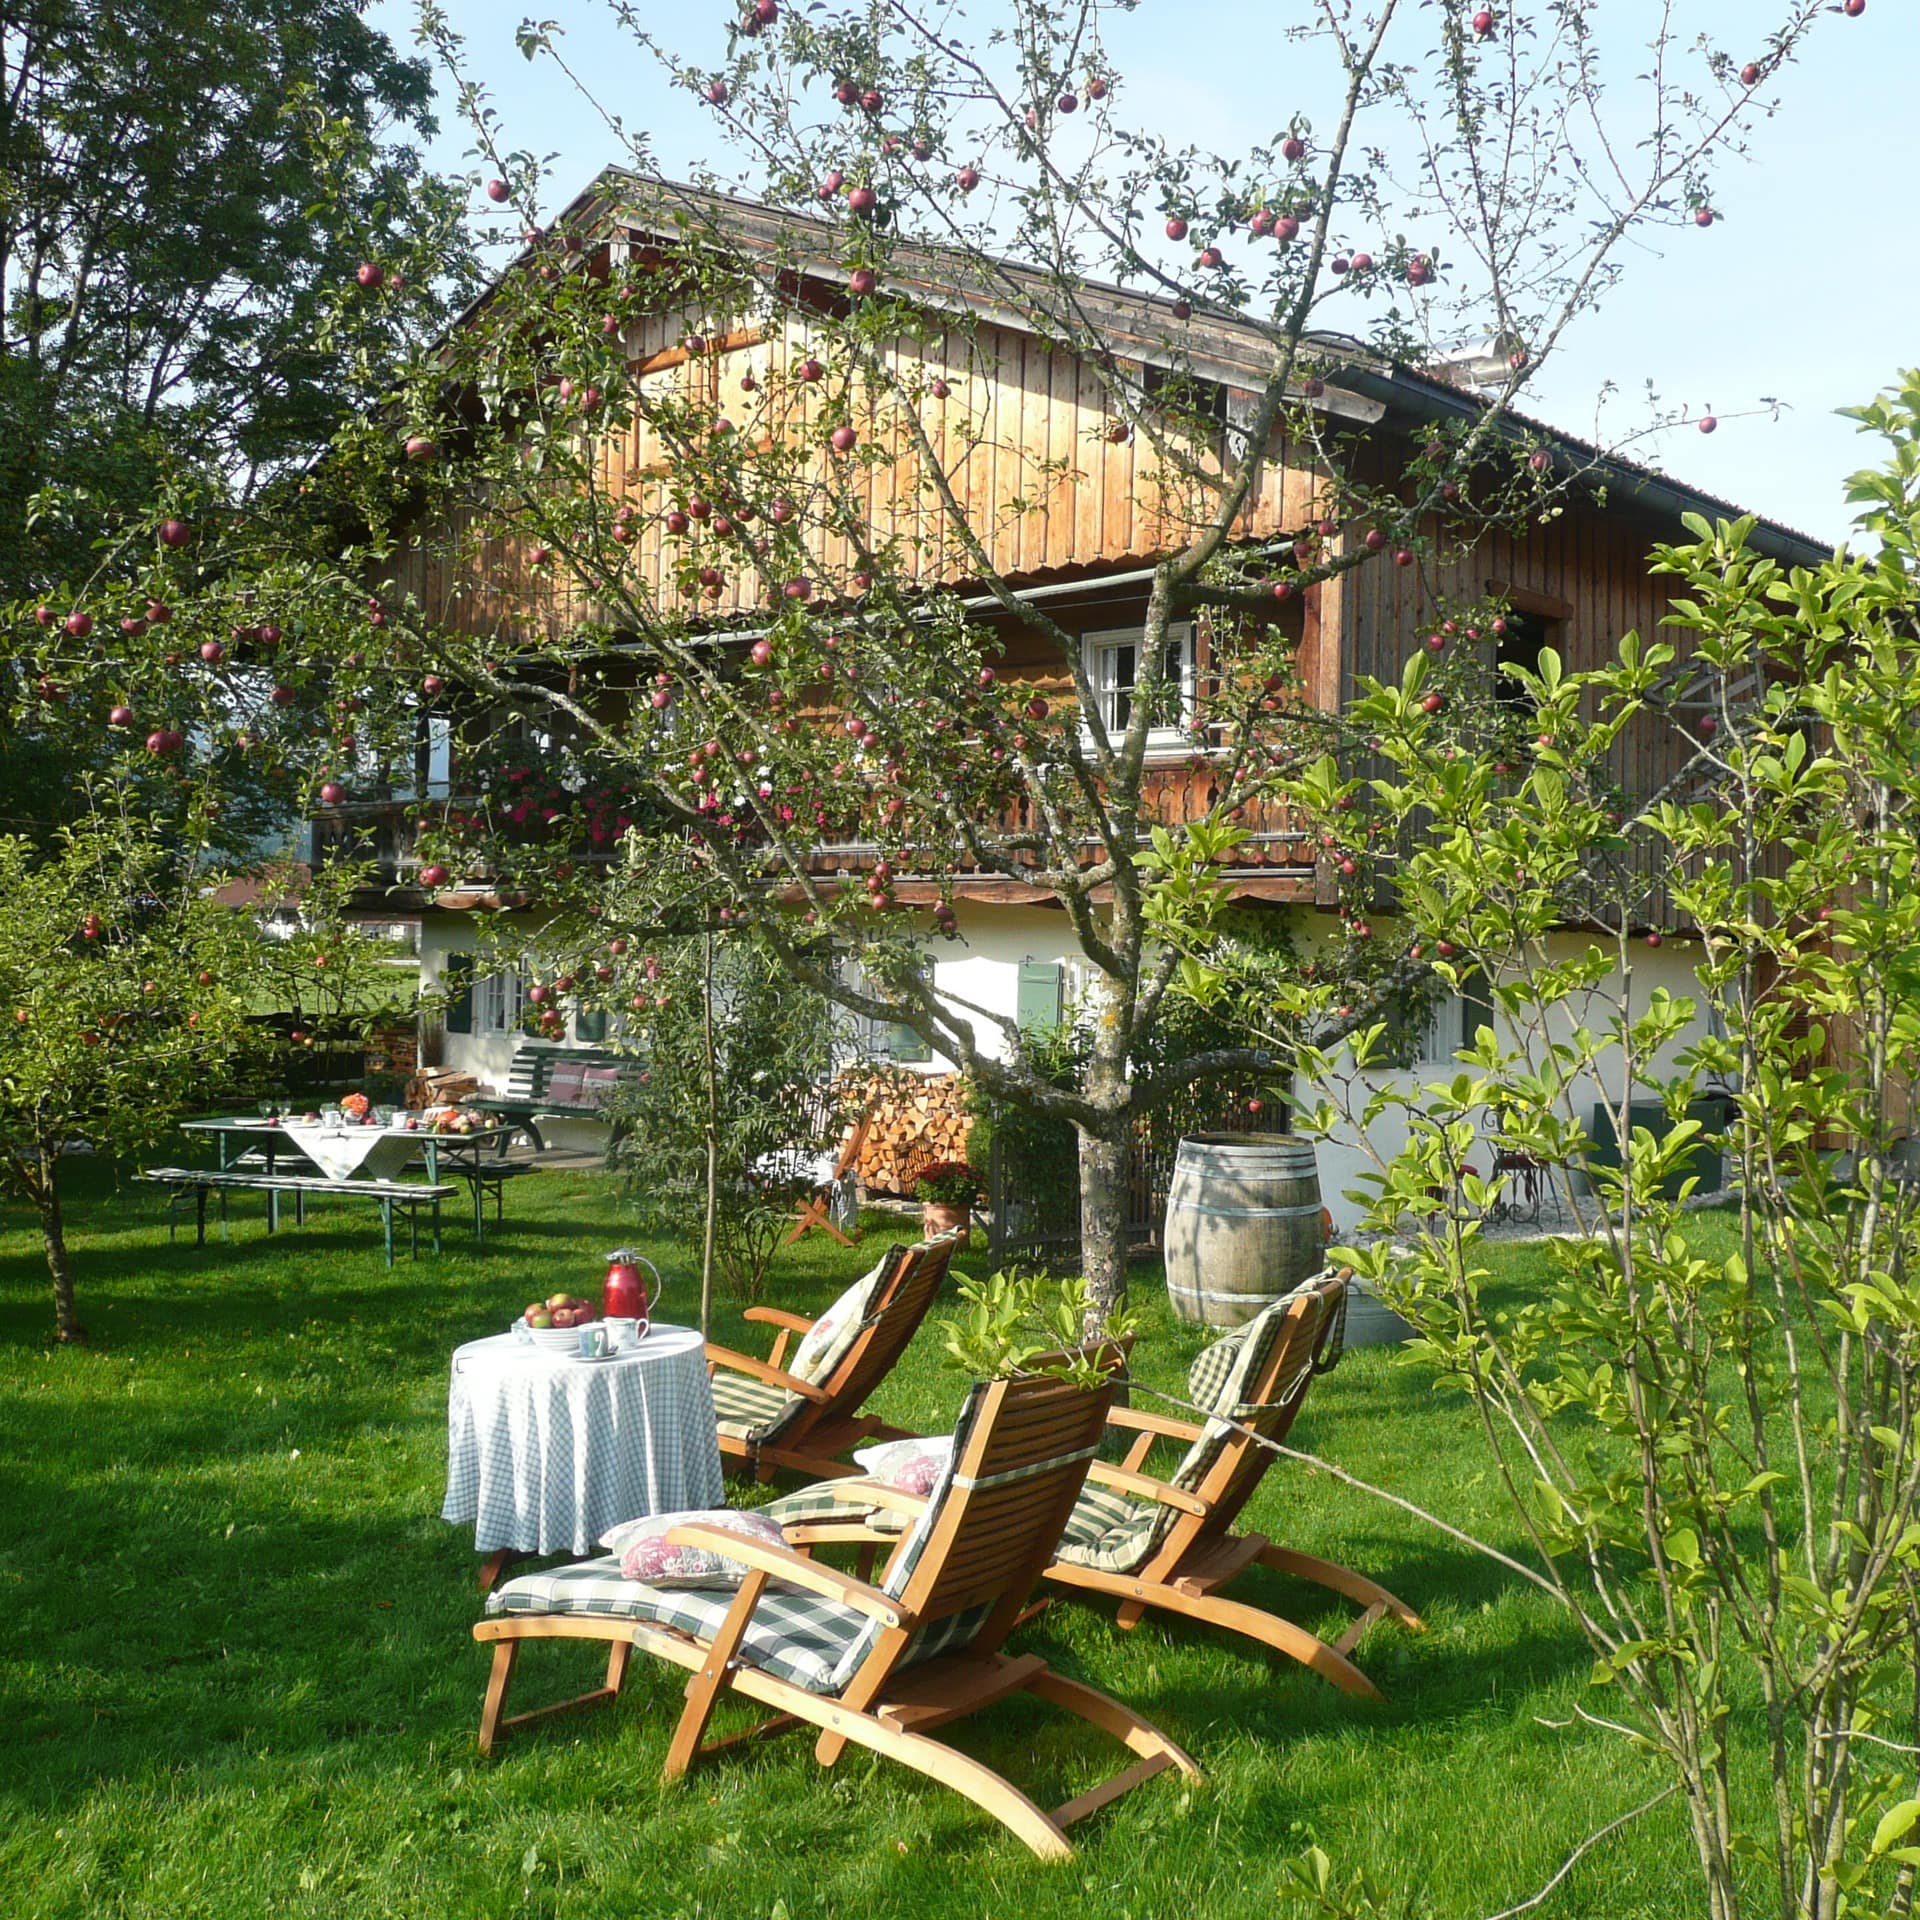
[474,168,1831,572]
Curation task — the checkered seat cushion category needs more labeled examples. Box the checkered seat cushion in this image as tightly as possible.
[1055,1279,1340,1577]
[708,1369,800,1443]
[485,1555,865,1693]
[489,1382,1008,1696]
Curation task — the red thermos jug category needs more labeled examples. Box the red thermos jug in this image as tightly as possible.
[602,1249,653,1324]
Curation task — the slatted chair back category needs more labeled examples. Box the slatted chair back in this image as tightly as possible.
[1166,1276,1344,1554]
[809,1229,959,1413]
[891,1353,1122,1654]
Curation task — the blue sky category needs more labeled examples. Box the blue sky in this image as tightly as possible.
[373,0,1915,547]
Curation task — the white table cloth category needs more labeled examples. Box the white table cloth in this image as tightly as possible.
[442,1324,723,1555]
[280,1120,422,1182]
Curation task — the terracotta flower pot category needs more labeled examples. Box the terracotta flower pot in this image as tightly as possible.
[921,1200,971,1242]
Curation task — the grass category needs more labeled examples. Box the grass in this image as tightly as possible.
[0,1156,1742,1920]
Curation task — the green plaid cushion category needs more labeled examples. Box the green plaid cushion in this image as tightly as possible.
[764,1476,912,1534]
[1054,1284,1337,1578]
[484,1555,866,1694]
[1186,1329,1247,1411]
[1055,1479,1162,1575]
[709,1369,799,1443]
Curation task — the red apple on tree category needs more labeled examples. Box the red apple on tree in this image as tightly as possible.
[109,705,134,728]
[65,610,92,638]
[319,780,346,805]
[418,863,450,888]
[1165,216,1188,241]
[158,518,191,548]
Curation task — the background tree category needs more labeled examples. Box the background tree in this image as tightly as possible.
[0,802,295,1341]
[0,0,474,844]
[603,930,842,1302]
[1253,377,1920,1920]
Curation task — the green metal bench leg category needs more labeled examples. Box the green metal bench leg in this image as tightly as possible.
[431,1196,442,1257]
[196,1185,208,1248]
[471,1175,485,1245]
[380,1198,395,1268]
[296,1188,306,1227]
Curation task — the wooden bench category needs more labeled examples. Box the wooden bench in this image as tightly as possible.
[143,1168,459,1266]
[467,1043,642,1153]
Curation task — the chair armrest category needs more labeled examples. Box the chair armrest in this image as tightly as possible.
[703,1343,831,1404]
[663,1525,903,1626]
[1106,1406,1204,1443]
[743,1306,816,1333]
[1085,1460,1209,1517]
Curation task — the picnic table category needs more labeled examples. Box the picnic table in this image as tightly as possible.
[172,1116,527,1243]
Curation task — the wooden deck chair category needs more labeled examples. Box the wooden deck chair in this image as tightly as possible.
[782,1085,872,1246]
[1044,1275,1423,1695]
[703,1230,960,1482]
[768,1277,1422,1697]
[472,1358,1200,1859]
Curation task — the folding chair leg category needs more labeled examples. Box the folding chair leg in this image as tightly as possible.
[478,1641,521,1756]
[664,1571,769,1780]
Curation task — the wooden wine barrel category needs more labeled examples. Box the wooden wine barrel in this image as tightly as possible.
[1164,1133,1326,1328]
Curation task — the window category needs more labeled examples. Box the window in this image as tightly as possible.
[474,967,524,1035]
[869,1018,932,1065]
[1081,623,1196,749]
[1419,970,1495,1063]
[1495,611,1553,719]
[574,1006,610,1045]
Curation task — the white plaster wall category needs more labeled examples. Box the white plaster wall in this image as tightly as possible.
[884,903,1081,1073]
[417,914,597,1092]
[1302,925,1720,1231]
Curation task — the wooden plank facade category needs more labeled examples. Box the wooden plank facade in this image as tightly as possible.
[361,177,1827,921]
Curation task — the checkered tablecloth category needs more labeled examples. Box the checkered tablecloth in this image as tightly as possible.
[442,1324,723,1555]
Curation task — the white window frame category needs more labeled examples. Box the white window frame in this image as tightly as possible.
[474,967,524,1036]
[1080,622,1197,756]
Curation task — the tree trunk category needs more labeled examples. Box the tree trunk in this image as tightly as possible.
[1077,1123,1131,1326]
[699,928,718,1338]
[35,1155,83,1344]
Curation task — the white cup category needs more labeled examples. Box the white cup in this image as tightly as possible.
[605,1316,639,1351]
[577,1322,609,1359]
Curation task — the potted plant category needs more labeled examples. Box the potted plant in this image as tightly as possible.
[914,1159,982,1242]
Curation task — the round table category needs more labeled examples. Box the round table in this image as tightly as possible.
[442,1324,723,1563]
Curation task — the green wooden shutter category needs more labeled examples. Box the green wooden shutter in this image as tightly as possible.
[443,954,474,1035]
[1017,961,1063,1033]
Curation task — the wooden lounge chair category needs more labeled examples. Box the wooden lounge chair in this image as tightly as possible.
[780,1085,873,1246]
[472,1359,1200,1859]
[703,1230,960,1482]
[770,1276,1422,1697]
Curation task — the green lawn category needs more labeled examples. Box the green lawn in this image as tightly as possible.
[0,1159,1730,1919]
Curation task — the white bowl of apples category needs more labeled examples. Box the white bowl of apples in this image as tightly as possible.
[517,1293,599,1351]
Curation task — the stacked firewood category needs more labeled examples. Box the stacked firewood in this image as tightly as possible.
[839,1070,974,1197]
[407,1067,482,1110]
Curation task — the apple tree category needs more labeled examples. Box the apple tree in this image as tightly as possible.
[351,0,1844,1315]
[1204,374,1920,1919]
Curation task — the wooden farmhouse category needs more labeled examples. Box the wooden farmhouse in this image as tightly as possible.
[326,173,1829,1222]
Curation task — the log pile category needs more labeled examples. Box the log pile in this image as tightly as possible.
[840,1070,974,1197]
[408,1066,482,1110]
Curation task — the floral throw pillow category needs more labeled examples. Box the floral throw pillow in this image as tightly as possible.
[598,1508,787,1588]
[788,1255,890,1383]
[852,1434,954,1498]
